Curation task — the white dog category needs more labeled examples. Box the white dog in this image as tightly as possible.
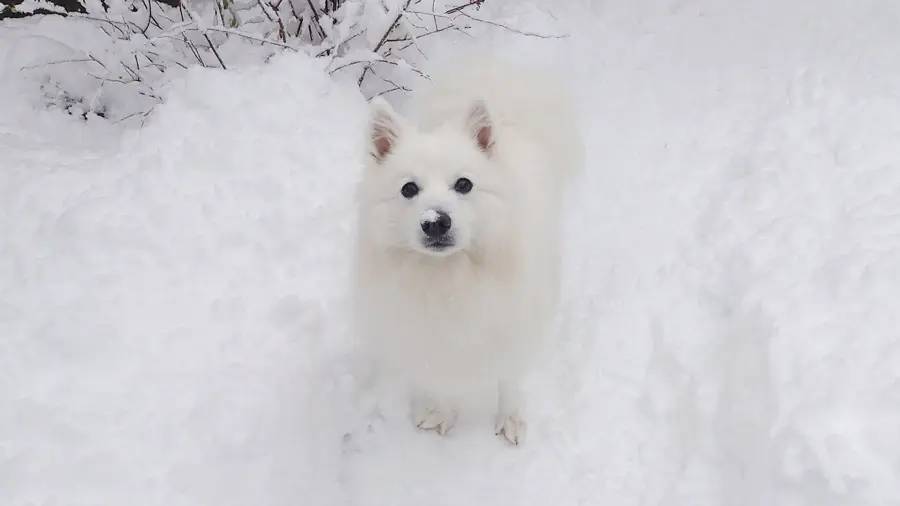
[354,60,582,445]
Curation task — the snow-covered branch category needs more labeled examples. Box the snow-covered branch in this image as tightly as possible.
[13,0,562,122]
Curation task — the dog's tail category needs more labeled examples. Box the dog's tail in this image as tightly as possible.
[415,57,585,179]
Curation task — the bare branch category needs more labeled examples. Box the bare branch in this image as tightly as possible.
[42,0,554,121]
[19,58,98,71]
[120,60,141,81]
[267,1,287,42]
[256,0,274,21]
[431,0,438,30]
[204,34,227,69]
[384,22,454,43]
[368,66,412,98]
[359,0,414,86]
[88,73,139,85]
[373,0,413,54]
[444,0,483,15]
[395,24,470,52]
[214,1,227,28]
[88,53,108,70]
[316,31,361,57]
[74,14,129,37]
[330,58,428,79]
[140,53,168,71]
[304,0,327,40]
[141,0,152,34]
[288,0,305,37]
[405,9,451,20]
[459,12,567,39]
[444,0,485,14]
[182,35,206,66]
[202,26,301,51]
[115,109,154,124]
[372,85,407,98]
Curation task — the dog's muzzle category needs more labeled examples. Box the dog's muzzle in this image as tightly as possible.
[420,209,454,251]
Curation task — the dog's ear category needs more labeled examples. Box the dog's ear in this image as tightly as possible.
[369,97,402,163]
[467,100,494,154]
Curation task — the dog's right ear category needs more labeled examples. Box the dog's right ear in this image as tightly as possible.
[369,97,402,163]
[466,100,494,154]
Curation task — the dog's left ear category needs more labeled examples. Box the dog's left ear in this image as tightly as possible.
[467,100,494,154]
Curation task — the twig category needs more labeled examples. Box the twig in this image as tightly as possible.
[138,90,162,100]
[147,0,163,30]
[88,53,108,70]
[141,0,152,34]
[431,0,438,30]
[315,31,360,57]
[183,35,206,66]
[19,58,98,71]
[358,0,413,86]
[372,85,406,98]
[74,14,129,37]
[396,25,469,52]
[403,13,428,30]
[204,34,227,69]
[120,60,141,81]
[444,0,482,14]
[373,0,413,54]
[148,20,193,40]
[367,66,412,98]
[88,73,139,85]
[304,0,327,40]
[405,9,451,20]
[214,1,227,28]
[384,22,454,42]
[202,26,300,50]
[288,0,304,37]
[376,76,411,93]
[141,53,167,71]
[330,58,428,79]
[267,1,287,42]
[256,0,274,21]
[458,12,567,38]
[397,16,428,58]
[115,109,154,124]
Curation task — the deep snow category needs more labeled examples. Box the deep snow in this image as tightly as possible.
[2,1,900,505]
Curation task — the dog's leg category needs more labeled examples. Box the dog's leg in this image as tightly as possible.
[412,392,458,436]
[495,379,526,445]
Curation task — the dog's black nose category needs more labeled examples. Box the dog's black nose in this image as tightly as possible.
[421,210,452,238]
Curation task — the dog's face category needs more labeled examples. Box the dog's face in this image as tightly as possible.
[358,99,505,258]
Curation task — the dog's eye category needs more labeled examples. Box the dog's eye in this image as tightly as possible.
[401,181,419,199]
[453,177,473,194]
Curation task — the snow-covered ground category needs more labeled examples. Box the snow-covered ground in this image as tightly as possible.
[2,1,900,505]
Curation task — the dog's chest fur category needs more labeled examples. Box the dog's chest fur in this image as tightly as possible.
[358,250,541,386]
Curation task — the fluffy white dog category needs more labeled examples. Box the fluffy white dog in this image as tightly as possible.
[354,60,582,445]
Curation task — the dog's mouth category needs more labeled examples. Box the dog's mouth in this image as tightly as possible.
[422,236,456,253]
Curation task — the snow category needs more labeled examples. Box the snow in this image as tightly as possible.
[421,208,439,222]
[2,1,900,505]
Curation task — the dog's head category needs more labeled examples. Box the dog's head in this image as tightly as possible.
[358,98,507,258]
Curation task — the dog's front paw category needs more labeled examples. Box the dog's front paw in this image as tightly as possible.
[495,414,526,446]
[414,404,458,436]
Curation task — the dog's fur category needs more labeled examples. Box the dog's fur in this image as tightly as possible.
[354,60,582,444]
